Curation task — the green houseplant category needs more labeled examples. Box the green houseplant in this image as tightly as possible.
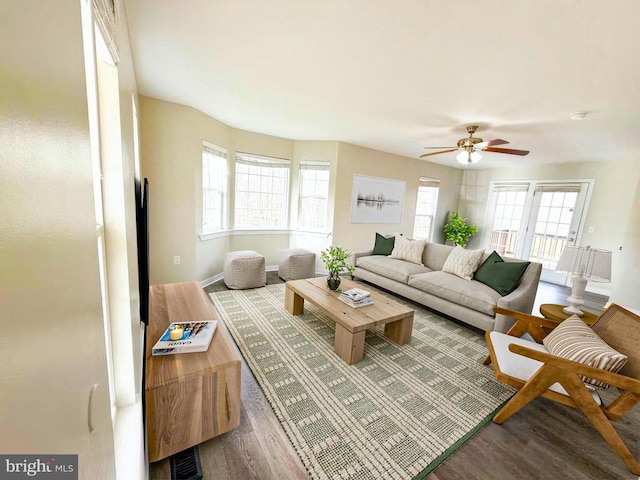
[320,245,355,291]
[443,212,478,248]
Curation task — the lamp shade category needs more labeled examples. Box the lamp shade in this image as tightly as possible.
[556,245,612,282]
[456,151,469,164]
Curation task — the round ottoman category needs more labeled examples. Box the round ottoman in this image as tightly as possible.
[278,248,316,281]
[223,251,266,289]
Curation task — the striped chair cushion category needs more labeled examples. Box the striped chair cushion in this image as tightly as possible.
[543,315,628,389]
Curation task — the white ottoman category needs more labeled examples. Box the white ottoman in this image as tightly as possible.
[278,248,316,281]
[223,251,266,289]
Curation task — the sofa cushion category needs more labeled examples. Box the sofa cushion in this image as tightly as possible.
[408,271,501,316]
[390,236,426,265]
[422,242,454,271]
[441,246,485,281]
[372,233,395,255]
[356,255,431,284]
[474,251,531,296]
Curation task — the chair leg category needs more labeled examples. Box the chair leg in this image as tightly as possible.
[561,374,640,475]
[493,365,558,424]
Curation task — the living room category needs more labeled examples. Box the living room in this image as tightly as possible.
[2,1,640,480]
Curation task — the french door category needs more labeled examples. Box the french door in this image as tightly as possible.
[487,181,593,284]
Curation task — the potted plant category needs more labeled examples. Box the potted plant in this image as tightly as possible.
[443,212,478,248]
[320,245,355,291]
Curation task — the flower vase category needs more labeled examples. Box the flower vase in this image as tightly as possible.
[327,272,341,291]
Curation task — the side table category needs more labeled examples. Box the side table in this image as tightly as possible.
[539,303,599,326]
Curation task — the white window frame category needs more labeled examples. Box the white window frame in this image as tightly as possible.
[234,152,290,229]
[202,142,228,233]
[412,177,440,241]
[298,161,330,232]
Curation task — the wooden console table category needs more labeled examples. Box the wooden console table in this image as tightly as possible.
[145,282,241,462]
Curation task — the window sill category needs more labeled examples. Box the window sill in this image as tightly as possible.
[199,228,292,241]
[198,228,333,242]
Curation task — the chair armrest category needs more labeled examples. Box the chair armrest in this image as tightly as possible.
[508,343,640,395]
[494,307,561,342]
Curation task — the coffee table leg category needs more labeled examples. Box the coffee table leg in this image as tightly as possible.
[285,286,304,315]
[334,324,365,365]
[384,314,414,345]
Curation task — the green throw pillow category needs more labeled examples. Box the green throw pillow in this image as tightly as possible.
[474,251,530,296]
[372,233,395,255]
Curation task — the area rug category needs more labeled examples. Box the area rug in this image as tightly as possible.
[210,284,514,480]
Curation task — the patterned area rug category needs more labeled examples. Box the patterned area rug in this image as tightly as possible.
[210,284,514,480]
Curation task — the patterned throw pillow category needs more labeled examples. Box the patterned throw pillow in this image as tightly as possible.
[389,236,426,265]
[441,246,485,281]
[543,315,628,389]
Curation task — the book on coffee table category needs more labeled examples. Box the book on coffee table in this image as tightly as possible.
[340,288,371,302]
[338,294,374,308]
[152,320,218,355]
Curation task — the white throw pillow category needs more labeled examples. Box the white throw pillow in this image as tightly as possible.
[441,246,485,280]
[389,236,426,265]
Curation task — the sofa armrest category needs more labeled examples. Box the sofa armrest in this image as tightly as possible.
[494,261,542,332]
[352,250,373,266]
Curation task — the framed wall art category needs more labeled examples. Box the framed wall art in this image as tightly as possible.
[350,174,405,224]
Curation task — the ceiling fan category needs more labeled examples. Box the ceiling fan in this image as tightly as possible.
[420,125,529,164]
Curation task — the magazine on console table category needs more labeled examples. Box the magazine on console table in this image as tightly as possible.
[152,320,217,356]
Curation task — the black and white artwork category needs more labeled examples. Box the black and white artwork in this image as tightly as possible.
[350,174,405,224]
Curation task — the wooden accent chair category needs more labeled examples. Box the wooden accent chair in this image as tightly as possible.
[485,304,640,475]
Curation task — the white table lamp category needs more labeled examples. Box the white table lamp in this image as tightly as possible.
[555,245,612,316]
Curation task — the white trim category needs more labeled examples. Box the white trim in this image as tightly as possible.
[291,230,332,238]
[200,272,224,287]
[199,228,292,241]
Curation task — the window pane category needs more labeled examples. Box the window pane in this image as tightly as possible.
[298,165,330,230]
[413,185,439,240]
[202,148,227,232]
[234,157,290,228]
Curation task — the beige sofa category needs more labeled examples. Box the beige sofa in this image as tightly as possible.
[353,241,542,333]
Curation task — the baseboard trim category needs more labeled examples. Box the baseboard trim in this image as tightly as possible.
[200,264,279,288]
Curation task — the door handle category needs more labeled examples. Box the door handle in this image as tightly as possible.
[568,238,575,242]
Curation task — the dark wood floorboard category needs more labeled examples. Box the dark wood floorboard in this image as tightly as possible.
[149,279,640,480]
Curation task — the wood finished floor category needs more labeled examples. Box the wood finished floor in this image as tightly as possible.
[149,276,640,480]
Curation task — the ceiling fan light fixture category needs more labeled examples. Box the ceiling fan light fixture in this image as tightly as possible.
[456,151,470,164]
[470,151,482,163]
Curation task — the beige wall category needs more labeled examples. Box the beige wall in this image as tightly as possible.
[0,0,142,476]
[140,98,302,283]
[332,142,463,253]
[141,100,465,282]
[140,97,230,283]
[609,176,640,309]
[457,160,640,300]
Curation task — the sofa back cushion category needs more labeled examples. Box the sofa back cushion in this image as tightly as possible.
[422,242,455,271]
[390,236,426,265]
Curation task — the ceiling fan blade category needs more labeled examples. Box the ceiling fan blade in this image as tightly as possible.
[419,149,458,158]
[475,138,509,148]
[483,147,529,156]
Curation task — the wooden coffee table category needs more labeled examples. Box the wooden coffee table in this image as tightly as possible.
[284,277,414,364]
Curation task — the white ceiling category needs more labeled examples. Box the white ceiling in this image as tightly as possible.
[123,0,640,169]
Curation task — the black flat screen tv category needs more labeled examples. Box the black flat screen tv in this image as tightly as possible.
[136,177,150,325]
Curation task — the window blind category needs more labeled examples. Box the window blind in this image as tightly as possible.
[418,177,440,188]
[534,183,582,193]
[491,183,530,193]
[235,152,290,167]
[300,161,330,171]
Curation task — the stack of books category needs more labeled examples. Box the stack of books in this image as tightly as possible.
[339,288,374,308]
